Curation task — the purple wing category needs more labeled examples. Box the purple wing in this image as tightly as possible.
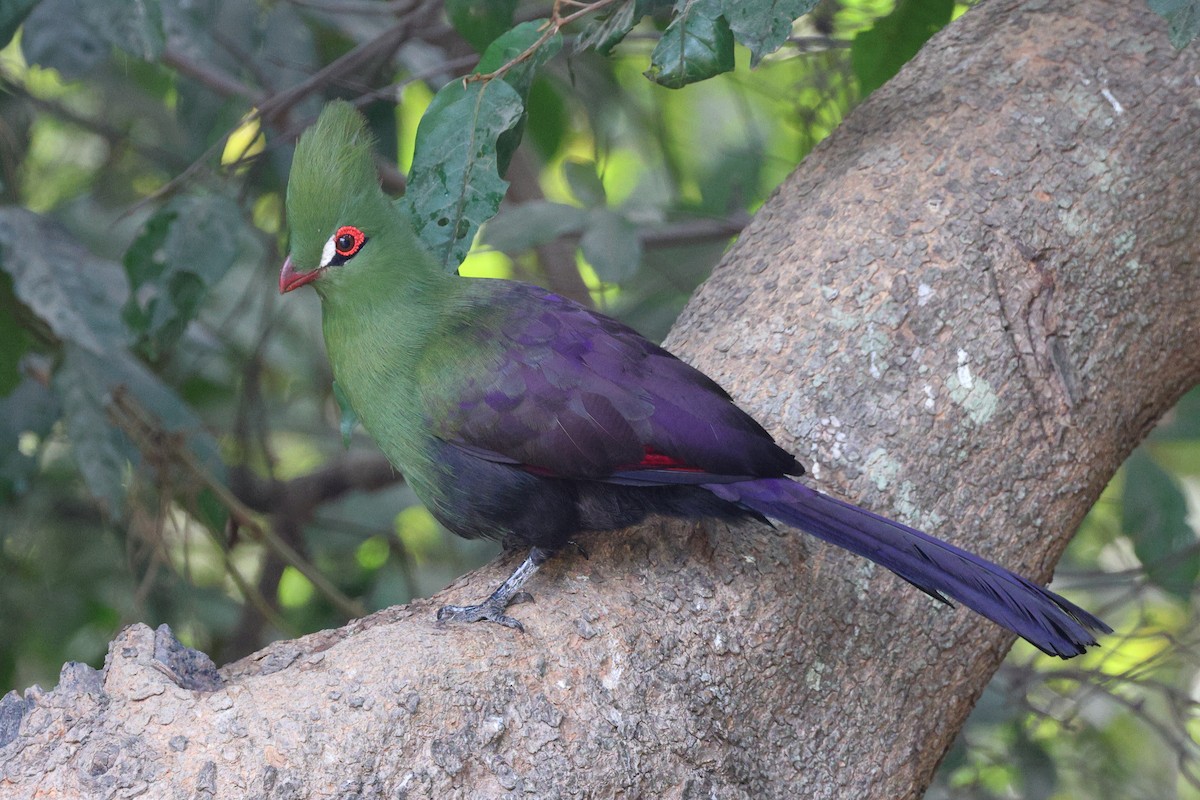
[419,282,801,483]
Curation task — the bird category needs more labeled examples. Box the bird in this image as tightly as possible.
[279,101,1110,658]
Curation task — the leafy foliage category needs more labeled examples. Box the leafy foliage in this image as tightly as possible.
[401,75,523,270]
[647,0,736,88]
[1150,0,1200,48]
[403,21,563,268]
[122,193,244,359]
[851,0,953,96]
[1123,449,1198,600]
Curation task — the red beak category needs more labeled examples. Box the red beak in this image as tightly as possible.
[279,256,321,293]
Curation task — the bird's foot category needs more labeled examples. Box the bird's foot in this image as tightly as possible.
[436,598,527,631]
[434,548,551,632]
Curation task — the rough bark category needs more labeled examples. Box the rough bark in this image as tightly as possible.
[3,0,1199,797]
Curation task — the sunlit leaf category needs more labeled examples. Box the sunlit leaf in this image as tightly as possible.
[278,566,315,608]
[852,0,953,97]
[395,506,441,561]
[646,0,735,88]
[402,77,524,270]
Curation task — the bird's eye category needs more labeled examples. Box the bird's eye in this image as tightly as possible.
[334,225,366,257]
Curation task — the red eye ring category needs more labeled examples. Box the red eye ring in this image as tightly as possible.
[334,225,366,257]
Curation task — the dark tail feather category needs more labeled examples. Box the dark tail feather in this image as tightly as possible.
[706,478,1111,658]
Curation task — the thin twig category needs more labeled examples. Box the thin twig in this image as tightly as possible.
[110,389,366,620]
[466,0,623,85]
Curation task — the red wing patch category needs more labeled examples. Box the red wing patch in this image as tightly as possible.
[517,445,706,478]
[630,445,705,472]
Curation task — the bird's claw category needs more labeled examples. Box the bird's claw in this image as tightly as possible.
[436,600,526,631]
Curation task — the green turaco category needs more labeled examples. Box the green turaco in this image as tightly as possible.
[279,101,1108,656]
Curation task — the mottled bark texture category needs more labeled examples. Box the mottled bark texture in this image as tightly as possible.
[3,0,1199,797]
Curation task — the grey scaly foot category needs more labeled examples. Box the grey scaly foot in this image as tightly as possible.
[436,599,526,630]
[435,548,551,631]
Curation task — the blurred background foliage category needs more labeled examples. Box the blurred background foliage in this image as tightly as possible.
[0,0,1197,796]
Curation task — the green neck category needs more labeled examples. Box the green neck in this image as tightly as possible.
[316,222,456,417]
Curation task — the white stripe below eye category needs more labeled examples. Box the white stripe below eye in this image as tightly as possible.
[319,235,337,268]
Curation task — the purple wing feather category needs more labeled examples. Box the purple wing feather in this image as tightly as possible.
[423,282,800,482]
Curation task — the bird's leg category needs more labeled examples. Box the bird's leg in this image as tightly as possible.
[436,547,553,632]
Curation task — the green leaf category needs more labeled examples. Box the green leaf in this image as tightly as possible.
[525,77,569,160]
[55,343,224,516]
[646,0,735,88]
[260,5,317,90]
[446,0,518,52]
[160,0,240,100]
[1123,449,1200,601]
[577,0,642,55]
[332,380,358,449]
[475,21,563,175]
[722,0,817,67]
[0,376,59,497]
[851,0,953,97]
[563,160,608,208]
[482,201,588,253]
[1150,0,1200,48]
[21,0,163,75]
[122,193,243,359]
[0,271,31,395]
[1013,729,1058,800]
[580,209,642,282]
[55,345,136,515]
[96,0,163,60]
[402,77,524,271]
[0,0,39,50]
[21,0,108,79]
[1150,384,1200,441]
[577,0,674,55]
[0,208,130,354]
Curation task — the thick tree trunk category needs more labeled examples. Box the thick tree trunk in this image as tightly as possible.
[3,0,1198,797]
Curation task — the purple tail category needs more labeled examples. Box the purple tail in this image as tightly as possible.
[706,478,1110,658]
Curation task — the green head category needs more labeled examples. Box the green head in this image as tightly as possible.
[279,101,424,297]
